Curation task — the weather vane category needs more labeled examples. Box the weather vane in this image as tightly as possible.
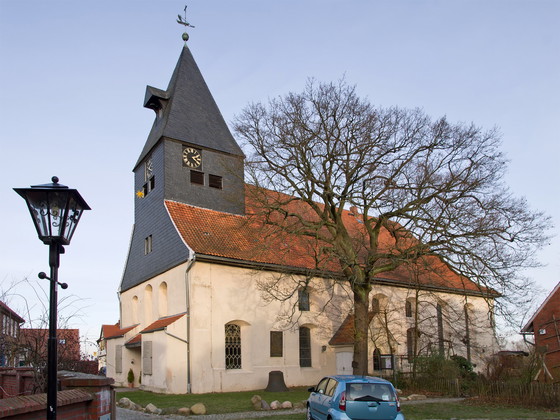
[177,5,195,43]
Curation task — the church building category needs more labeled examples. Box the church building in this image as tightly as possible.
[103,43,499,394]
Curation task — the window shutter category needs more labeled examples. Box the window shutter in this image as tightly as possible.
[190,170,204,185]
[143,341,153,375]
[115,345,123,373]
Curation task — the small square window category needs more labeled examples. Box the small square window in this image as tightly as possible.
[190,170,204,185]
[209,174,223,189]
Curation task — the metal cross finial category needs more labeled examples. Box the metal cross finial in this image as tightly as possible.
[177,5,195,43]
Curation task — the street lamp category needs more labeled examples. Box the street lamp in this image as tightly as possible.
[14,176,90,420]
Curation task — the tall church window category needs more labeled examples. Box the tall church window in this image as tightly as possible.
[405,300,413,318]
[437,303,445,356]
[373,348,381,370]
[144,285,153,323]
[299,326,312,367]
[132,296,139,324]
[406,327,418,363]
[158,282,168,318]
[371,298,380,315]
[225,323,242,369]
[298,288,310,311]
[464,304,473,363]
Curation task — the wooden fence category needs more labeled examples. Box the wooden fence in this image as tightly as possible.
[392,375,560,409]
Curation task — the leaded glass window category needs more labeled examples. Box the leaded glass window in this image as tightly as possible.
[225,324,241,369]
[405,300,413,318]
[299,326,312,367]
[298,289,310,311]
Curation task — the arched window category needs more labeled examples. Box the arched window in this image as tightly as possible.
[225,323,242,369]
[436,302,446,356]
[298,288,310,311]
[373,348,381,370]
[371,298,380,315]
[405,300,412,318]
[132,296,139,324]
[158,282,168,318]
[464,303,474,362]
[406,327,418,362]
[144,285,153,323]
[299,326,312,367]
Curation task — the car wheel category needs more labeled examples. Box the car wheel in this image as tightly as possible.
[306,405,314,420]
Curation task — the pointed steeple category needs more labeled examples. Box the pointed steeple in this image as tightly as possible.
[135,46,244,170]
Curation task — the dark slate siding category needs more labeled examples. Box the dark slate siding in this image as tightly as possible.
[120,142,189,292]
[164,139,245,215]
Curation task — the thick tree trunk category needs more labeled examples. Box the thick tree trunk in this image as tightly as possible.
[352,285,370,375]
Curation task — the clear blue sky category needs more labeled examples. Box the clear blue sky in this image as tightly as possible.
[1,1,558,351]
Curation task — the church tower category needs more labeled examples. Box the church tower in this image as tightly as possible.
[120,45,245,292]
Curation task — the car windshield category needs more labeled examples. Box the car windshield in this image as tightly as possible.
[346,383,395,402]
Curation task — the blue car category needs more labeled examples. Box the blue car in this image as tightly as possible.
[307,375,405,420]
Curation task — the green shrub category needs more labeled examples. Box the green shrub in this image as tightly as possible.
[415,355,460,381]
[127,368,135,384]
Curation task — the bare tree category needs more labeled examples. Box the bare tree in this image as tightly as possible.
[1,276,88,392]
[234,79,550,375]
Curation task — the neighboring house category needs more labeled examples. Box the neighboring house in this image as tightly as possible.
[19,328,80,367]
[521,282,560,383]
[105,44,500,394]
[0,302,25,367]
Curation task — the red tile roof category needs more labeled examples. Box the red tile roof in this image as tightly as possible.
[141,313,185,334]
[103,323,137,340]
[166,186,493,296]
[126,334,141,346]
[0,301,25,324]
[329,313,376,346]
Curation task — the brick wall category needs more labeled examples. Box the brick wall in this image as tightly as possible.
[533,286,560,382]
[0,368,34,399]
[0,372,114,419]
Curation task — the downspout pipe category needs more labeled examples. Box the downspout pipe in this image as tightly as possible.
[185,254,196,393]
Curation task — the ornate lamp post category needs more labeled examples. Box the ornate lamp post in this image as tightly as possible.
[14,176,90,420]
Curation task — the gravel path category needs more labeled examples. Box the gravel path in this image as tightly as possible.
[116,407,306,419]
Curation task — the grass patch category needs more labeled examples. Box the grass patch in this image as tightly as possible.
[402,400,560,419]
[117,387,309,414]
[117,389,560,418]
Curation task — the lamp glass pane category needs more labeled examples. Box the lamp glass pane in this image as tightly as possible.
[63,195,84,244]
[47,190,71,242]
[25,190,52,239]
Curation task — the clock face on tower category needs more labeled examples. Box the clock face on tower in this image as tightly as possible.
[182,147,202,168]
